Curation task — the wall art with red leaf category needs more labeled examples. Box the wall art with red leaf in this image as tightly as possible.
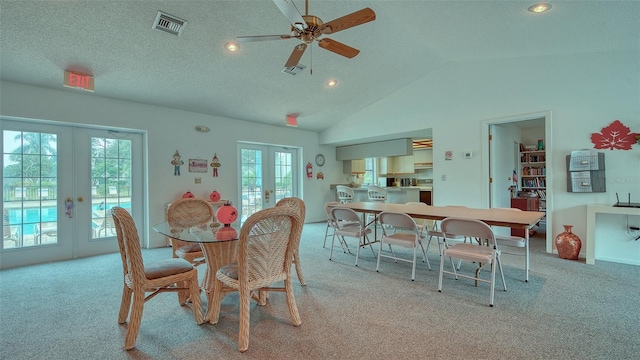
[590,120,639,150]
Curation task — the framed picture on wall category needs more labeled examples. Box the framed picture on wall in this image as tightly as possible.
[189,158,208,173]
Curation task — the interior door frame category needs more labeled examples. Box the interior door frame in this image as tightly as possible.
[481,111,553,253]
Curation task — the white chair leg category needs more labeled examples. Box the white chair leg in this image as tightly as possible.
[411,247,417,281]
[376,240,383,272]
[438,252,445,292]
[497,257,507,291]
[489,260,496,307]
[525,238,530,282]
[323,223,330,248]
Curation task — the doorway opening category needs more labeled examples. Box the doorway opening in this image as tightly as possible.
[481,111,553,253]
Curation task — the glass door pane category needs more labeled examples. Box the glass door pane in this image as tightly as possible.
[90,137,132,239]
[2,130,60,248]
[238,144,299,223]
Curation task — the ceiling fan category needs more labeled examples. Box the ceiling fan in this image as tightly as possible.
[236,0,376,70]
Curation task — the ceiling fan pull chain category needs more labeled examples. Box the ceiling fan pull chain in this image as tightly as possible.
[309,45,313,75]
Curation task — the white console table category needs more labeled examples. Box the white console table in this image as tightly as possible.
[586,204,640,265]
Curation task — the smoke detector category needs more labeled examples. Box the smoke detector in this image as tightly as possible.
[152,11,187,36]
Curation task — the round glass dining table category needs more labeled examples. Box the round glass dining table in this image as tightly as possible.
[153,221,239,293]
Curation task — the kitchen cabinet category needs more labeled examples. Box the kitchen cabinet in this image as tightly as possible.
[343,159,365,174]
[413,149,433,169]
[377,157,388,176]
[382,155,414,175]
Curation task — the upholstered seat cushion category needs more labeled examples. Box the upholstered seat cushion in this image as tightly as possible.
[218,262,239,280]
[177,243,202,254]
[445,244,495,264]
[145,258,194,280]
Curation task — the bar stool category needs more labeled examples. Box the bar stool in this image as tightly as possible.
[366,185,387,233]
[336,185,355,204]
[367,185,387,203]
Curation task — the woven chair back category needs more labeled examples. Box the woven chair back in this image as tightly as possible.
[111,207,146,288]
[238,206,302,287]
[167,198,214,228]
[275,197,306,222]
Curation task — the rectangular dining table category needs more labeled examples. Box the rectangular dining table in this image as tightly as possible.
[331,202,545,281]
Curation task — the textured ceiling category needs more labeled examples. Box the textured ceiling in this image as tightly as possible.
[1,1,638,135]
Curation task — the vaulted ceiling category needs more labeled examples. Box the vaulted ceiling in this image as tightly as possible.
[1,1,637,134]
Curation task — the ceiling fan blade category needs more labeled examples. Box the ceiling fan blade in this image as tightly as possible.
[320,7,376,35]
[285,43,307,68]
[318,38,359,59]
[272,0,307,30]
[236,35,292,43]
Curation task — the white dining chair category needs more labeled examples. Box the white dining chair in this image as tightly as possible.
[330,207,374,266]
[490,207,530,282]
[438,217,507,307]
[377,211,429,281]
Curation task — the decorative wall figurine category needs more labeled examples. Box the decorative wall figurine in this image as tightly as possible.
[590,119,639,150]
[182,191,195,198]
[306,162,313,178]
[171,150,184,175]
[210,153,221,177]
[316,171,324,179]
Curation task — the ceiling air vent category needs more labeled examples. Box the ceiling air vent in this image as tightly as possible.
[282,63,306,76]
[152,11,187,36]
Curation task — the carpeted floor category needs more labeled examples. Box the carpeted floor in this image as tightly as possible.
[1,222,639,359]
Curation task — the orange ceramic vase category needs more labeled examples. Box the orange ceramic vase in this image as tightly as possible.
[555,225,581,260]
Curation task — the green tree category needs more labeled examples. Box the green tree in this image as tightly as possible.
[4,132,57,185]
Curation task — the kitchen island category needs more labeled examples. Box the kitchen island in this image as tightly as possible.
[330,185,431,204]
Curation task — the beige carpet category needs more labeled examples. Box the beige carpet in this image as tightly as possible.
[1,222,639,359]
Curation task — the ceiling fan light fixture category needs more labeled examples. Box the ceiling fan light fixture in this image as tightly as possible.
[225,42,239,52]
[528,3,552,13]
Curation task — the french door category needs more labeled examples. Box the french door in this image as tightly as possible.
[1,119,143,268]
[238,143,299,223]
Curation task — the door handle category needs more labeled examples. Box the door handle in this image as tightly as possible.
[65,198,74,218]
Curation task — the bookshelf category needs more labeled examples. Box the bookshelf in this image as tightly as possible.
[520,150,546,212]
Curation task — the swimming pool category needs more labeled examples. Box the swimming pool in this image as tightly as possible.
[5,202,130,235]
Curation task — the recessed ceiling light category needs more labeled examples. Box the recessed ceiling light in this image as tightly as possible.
[327,80,337,87]
[225,42,238,52]
[528,3,552,13]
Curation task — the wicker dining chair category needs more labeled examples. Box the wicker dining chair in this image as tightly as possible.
[111,207,204,350]
[166,198,214,267]
[275,197,306,285]
[207,206,303,352]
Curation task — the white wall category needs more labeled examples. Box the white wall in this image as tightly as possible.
[321,49,640,264]
[0,81,341,247]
